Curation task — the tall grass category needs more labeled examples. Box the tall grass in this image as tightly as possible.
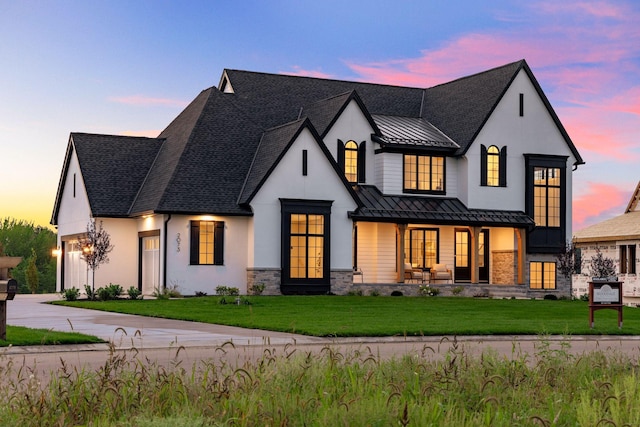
[1,338,640,426]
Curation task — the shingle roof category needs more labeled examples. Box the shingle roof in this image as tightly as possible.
[350,186,535,228]
[53,59,582,223]
[573,211,640,242]
[67,133,163,218]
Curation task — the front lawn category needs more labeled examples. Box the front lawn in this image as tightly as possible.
[54,296,638,336]
[0,325,104,347]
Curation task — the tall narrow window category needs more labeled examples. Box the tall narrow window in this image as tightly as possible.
[337,140,366,184]
[533,167,561,227]
[403,154,445,193]
[190,220,224,265]
[519,93,524,117]
[530,261,556,289]
[620,245,636,274]
[73,173,76,197]
[481,145,507,187]
[344,141,358,183]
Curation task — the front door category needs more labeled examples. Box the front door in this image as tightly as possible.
[455,230,471,281]
[141,235,160,295]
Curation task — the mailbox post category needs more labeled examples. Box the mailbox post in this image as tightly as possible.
[0,257,22,340]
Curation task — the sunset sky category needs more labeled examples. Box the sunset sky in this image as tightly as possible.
[1,0,638,232]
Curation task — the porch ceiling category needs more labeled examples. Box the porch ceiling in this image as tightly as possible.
[350,185,535,229]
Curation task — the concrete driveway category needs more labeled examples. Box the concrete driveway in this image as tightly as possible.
[5,294,324,351]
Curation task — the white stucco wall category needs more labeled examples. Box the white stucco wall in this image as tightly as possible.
[464,69,578,242]
[251,127,358,271]
[322,99,376,185]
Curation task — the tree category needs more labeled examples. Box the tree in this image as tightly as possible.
[0,218,57,293]
[78,220,114,291]
[25,248,39,294]
[556,240,577,279]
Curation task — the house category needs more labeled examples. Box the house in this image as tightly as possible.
[51,59,584,297]
[572,181,640,304]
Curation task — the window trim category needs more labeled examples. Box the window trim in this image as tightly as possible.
[480,145,507,187]
[337,139,366,184]
[403,153,446,194]
[404,228,440,269]
[190,220,224,265]
[280,199,332,294]
[529,261,556,289]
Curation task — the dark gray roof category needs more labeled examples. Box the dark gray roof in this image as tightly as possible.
[52,59,582,224]
[372,115,459,149]
[51,133,163,222]
[350,186,535,229]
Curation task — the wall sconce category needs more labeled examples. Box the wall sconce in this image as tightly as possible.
[51,247,62,257]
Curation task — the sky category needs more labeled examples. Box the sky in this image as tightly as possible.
[1,0,638,232]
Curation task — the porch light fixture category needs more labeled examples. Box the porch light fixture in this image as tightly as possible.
[51,247,62,257]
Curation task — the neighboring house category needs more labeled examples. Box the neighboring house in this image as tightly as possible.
[51,59,584,297]
[572,182,640,304]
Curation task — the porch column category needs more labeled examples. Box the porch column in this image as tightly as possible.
[515,228,526,285]
[396,224,407,282]
[470,226,481,284]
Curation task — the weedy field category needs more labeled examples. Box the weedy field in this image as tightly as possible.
[1,338,639,426]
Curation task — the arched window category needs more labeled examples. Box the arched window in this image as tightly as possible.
[487,145,499,186]
[337,140,366,184]
[481,144,507,187]
[344,141,358,183]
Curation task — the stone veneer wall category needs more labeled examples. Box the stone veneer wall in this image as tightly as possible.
[247,268,356,295]
[492,250,516,285]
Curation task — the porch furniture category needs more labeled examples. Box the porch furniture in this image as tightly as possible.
[404,263,426,284]
[430,263,453,284]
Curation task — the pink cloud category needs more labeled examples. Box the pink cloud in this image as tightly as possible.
[573,182,632,231]
[109,95,188,108]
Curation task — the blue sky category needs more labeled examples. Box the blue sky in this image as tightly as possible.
[1,0,638,231]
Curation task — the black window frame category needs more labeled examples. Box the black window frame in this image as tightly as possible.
[280,199,332,295]
[403,153,446,194]
[337,139,366,184]
[480,144,507,187]
[404,228,440,269]
[529,261,557,290]
[525,155,567,254]
[190,220,224,265]
[620,244,636,274]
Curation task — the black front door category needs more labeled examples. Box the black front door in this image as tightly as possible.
[455,230,471,281]
[479,230,489,282]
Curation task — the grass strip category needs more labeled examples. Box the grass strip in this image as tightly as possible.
[0,325,104,347]
[54,296,640,336]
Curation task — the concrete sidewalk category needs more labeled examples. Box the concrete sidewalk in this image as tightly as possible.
[5,294,324,351]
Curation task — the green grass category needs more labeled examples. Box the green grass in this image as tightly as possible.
[0,325,104,347]
[54,296,638,336]
[2,338,640,426]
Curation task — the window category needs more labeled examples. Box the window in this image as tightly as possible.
[405,228,439,269]
[403,154,445,193]
[530,261,556,289]
[480,145,507,187]
[533,167,561,227]
[620,244,637,274]
[525,155,567,253]
[337,140,366,183]
[190,220,224,265]
[281,200,332,293]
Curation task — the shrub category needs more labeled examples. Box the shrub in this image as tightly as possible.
[61,287,80,301]
[250,283,265,295]
[452,285,464,296]
[418,285,440,296]
[369,289,380,297]
[152,287,170,300]
[215,286,239,296]
[194,291,208,297]
[127,286,142,300]
[84,284,97,301]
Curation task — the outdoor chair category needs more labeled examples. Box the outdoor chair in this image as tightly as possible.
[353,267,364,283]
[430,263,453,284]
[404,263,426,284]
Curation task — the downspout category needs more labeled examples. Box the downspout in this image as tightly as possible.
[163,214,171,290]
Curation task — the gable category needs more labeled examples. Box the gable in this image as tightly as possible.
[52,143,92,229]
[323,98,378,161]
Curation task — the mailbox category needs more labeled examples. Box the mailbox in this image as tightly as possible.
[0,279,17,301]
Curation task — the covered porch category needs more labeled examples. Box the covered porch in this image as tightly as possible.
[349,186,535,294]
